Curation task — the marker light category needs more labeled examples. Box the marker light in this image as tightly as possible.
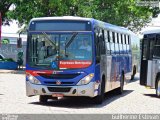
[77,73,94,85]
[26,73,41,84]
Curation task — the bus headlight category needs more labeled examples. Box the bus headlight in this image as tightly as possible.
[26,73,41,84]
[77,73,94,85]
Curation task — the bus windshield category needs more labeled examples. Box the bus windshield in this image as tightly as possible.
[27,32,93,69]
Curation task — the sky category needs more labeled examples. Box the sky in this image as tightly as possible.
[2,20,20,34]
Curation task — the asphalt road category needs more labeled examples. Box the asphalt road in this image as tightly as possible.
[0,73,159,114]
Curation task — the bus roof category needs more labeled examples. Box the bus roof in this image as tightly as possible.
[93,19,133,35]
[31,16,92,22]
[30,16,133,35]
[141,27,160,35]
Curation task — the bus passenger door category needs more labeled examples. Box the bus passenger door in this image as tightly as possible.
[99,30,109,92]
[104,30,112,92]
[140,35,155,86]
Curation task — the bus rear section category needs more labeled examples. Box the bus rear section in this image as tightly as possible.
[140,32,160,97]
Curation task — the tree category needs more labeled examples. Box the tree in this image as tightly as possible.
[7,0,77,25]
[0,0,13,25]
[87,0,153,32]
[1,0,160,32]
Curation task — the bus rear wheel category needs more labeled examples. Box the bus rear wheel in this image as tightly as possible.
[94,79,105,104]
[156,78,160,98]
[39,95,48,103]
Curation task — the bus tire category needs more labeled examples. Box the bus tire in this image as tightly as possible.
[156,78,160,98]
[94,79,105,104]
[39,95,48,103]
[116,74,124,94]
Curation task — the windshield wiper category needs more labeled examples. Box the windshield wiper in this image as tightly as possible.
[42,32,56,47]
[65,32,78,48]
[65,32,78,56]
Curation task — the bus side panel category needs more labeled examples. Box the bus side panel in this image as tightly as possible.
[115,55,121,87]
[111,55,120,89]
[106,55,112,92]
[148,60,159,88]
[125,54,132,81]
[143,60,157,88]
[117,55,122,82]
[100,55,112,92]
[146,60,153,87]
[123,55,128,81]
[151,60,157,88]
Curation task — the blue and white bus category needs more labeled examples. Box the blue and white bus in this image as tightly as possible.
[25,16,135,104]
[140,28,160,97]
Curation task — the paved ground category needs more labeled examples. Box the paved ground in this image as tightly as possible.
[0,73,159,114]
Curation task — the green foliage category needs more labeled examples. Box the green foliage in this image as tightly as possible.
[1,0,160,31]
[0,58,15,62]
[87,0,152,32]
[0,0,12,25]
[6,0,77,25]
[1,38,9,44]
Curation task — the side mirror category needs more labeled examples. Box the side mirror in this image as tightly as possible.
[96,56,100,63]
[17,38,22,48]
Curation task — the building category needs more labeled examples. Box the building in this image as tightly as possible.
[0,33,27,64]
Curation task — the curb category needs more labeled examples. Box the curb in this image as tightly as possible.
[0,70,25,74]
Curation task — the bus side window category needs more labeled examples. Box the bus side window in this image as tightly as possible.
[153,35,160,58]
[121,34,124,54]
[126,35,129,54]
[123,34,126,54]
[143,35,155,60]
[115,32,119,54]
[142,39,148,60]
[110,31,115,55]
[94,28,100,63]
[149,39,155,60]
[105,30,111,55]
[118,33,122,54]
[100,29,106,55]
[128,35,131,54]
[94,27,102,63]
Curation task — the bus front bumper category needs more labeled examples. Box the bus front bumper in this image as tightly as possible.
[26,81,100,98]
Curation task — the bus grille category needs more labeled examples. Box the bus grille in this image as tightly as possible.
[38,73,80,79]
[44,81,74,85]
[47,87,71,92]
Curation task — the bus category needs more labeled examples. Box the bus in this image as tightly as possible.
[140,28,160,98]
[25,16,136,104]
[131,33,140,79]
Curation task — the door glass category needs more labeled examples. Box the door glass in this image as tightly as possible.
[143,40,148,60]
[149,39,155,60]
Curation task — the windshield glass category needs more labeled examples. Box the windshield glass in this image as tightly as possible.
[27,33,93,69]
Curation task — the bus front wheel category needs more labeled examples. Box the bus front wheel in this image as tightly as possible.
[156,78,160,98]
[94,79,105,104]
[39,95,48,103]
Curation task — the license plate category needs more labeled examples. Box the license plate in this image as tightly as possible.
[52,93,64,97]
